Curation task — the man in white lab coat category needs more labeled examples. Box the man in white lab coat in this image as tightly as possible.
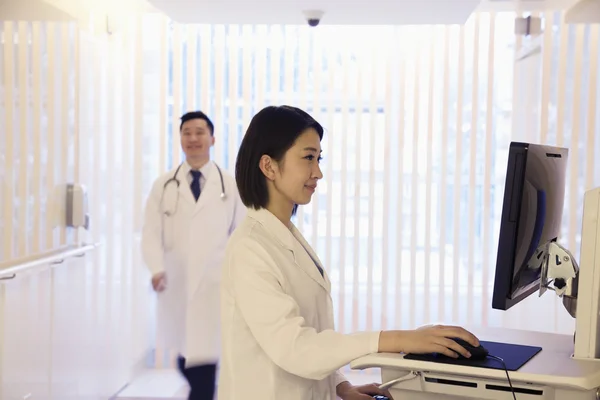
[141,111,245,400]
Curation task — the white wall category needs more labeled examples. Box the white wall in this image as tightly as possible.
[1,18,156,399]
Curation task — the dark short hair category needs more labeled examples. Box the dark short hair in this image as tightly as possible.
[180,111,214,136]
[235,105,324,211]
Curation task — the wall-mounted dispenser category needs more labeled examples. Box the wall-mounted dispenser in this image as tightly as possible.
[66,183,90,229]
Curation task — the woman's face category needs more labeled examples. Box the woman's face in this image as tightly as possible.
[263,128,323,209]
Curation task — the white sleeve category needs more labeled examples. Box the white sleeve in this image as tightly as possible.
[140,179,165,275]
[229,239,380,381]
[334,370,348,387]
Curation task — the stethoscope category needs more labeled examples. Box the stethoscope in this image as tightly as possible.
[160,162,226,217]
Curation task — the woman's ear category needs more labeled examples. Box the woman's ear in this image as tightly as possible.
[259,155,277,181]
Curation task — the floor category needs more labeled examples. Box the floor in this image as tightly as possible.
[114,368,382,399]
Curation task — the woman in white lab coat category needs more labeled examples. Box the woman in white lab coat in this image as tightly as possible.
[218,105,481,400]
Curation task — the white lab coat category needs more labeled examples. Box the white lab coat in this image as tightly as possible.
[218,208,381,400]
[141,161,245,366]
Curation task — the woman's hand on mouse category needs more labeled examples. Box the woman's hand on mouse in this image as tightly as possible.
[378,325,480,358]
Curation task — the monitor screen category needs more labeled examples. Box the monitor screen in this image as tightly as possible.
[491,142,568,311]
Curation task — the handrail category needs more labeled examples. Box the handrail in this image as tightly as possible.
[0,242,100,280]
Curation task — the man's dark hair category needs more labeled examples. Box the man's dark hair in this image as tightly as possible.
[180,111,214,136]
[235,105,324,212]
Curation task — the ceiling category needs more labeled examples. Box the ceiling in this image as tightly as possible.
[478,0,581,11]
[146,0,483,25]
[0,0,590,26]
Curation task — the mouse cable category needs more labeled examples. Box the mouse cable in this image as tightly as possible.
[486,354,516,400]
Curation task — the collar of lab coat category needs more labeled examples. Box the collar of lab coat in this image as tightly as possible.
[247,207,295,250]
[182,159,213,181]
[246,207,330,291]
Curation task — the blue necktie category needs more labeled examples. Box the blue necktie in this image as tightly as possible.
[190,170,202,201]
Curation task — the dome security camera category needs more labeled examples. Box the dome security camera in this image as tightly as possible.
[303,10,324,27]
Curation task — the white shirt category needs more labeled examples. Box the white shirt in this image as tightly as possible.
[181,160,211,193]
[218,208,380,400]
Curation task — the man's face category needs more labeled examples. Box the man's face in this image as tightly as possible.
[180,118,214,160]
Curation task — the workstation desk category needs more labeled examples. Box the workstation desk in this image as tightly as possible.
[351,326,600,400]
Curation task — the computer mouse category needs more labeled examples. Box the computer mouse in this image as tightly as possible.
[451,337,489,360]
[372,396,389,400]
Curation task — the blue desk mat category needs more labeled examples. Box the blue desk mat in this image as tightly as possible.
[403,340,542,371]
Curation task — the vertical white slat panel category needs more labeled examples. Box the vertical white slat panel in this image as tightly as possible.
[49,23,59,386]
[452,25,465,324]
[49,18,59,379]
[213,26,225,166]
[553,19,568,339]
[482,12,496,326]
[17,22,28,257]
[92,36,105,350]
[200,26,214,115]
[32,22,42,253]
[171,25,182,166]
[467,14,480,325]
[158,17,168,173]
[424,28,436,324]
[269,25,280,107]
[122,17,134,335]
[227,26,239,172]
[555,20,568,149]
[307,31,319,248]
[395,27,407,328]
[84,33,97,335]
[381,39,393,329]
[325,45,335,281]
[241,26,252,143]
[549,17,568,332]
[60,24,71,246]
[73,25,80,187]
[295,29,314,242]
[132,13,146,363]
[338,45,350,332]
[80,30,92,324]
[438,26,451,322]
[106,34,119,346]
[366,45,377,331]
[300,31,314,236]
[3,22,15,261]
[46,23,57,251]
[506,19,523,327]
[72,25,81,249]
[539,12,553,145]
[526,11,541,144]
[409,31,420,330]
[156,25,170,368]
[117,21,129,335]
[510,13,523,144]
[352,55,363,332]
[585,25,599,190]
[186,28,197,113]
[292,29,307,230]
[133,16,144,233]
[282,25,294,105]
[569,26,584,253]
[254,26,266,112]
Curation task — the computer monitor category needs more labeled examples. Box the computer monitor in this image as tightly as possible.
[491,142,569,311]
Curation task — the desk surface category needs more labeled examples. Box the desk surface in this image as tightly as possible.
[350,326,600,391]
